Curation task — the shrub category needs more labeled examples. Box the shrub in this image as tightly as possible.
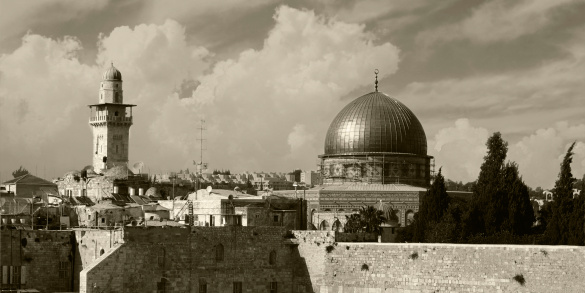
[513,274,525,286]
[325,245,335,253]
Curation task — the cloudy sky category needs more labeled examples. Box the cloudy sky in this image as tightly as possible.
[1,0,584,189]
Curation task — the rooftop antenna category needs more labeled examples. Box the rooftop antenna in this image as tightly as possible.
[374,69,379,92]
[194,119,207,174]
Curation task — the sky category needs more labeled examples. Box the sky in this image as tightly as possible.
[0,0,584,189]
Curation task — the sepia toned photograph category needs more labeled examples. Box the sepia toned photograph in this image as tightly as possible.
[0,1,584,292]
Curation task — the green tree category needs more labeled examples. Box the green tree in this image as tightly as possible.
[464,132,508,237]
[543,142,579,244]
[12,166,29,178]
[501,162,534,235]
[344,214,362,233]
[343,206,387,234]
[413,168,450,242]
[566,174,584,245]
[359,206,387,234]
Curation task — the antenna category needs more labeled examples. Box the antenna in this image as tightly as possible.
[194,119,208,174]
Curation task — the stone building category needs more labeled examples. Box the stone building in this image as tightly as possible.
[159,188,303,229]
[275,80,431,230]
[1,174,58,198]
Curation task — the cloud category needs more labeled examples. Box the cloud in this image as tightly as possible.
[400,26,585,138]
[0,1,109,44]
[417,0,580,45]
[0,34,98,151]
[429,119,489,183]
[148,6,401,172]
[0,20,212,177]
[508,122,585,189]
[430,119,585,189]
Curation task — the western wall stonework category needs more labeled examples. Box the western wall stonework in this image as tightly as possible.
[79,227,585,293]
[314,242,585,292]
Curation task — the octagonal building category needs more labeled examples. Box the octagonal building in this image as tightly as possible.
[319,91,431,187]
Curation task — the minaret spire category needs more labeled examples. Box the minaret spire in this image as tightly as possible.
[374,69,379,92]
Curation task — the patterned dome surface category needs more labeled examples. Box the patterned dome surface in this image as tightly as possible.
[324,91,427,156]
[102,63,122,81]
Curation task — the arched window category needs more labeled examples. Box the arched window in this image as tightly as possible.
[332,219,342,232]
[269,250,276,265]
[405,210,415,226]
[215,244,224,262]
[319,220,330,231]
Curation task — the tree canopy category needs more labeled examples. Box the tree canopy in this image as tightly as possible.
[542,143,584,245]
[344,206,387,234]
[12,166,29,178]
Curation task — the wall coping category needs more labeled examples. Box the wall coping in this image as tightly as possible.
[336,241,585,250]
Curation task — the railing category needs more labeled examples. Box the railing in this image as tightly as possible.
[89,116,132,122]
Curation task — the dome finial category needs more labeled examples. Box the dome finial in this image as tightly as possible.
[374,69,379,92]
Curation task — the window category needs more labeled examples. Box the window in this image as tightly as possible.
[269,250,276,265]
[101,218,105,223]
[99,249,105,256]
[199,279,207,293]
[1,266,26,285]
[233,281,242,293]
[58,261,69,279]
[270,282,277,293]
[273,215,279,222]
[215,244,224,262]
[157,278,167,293]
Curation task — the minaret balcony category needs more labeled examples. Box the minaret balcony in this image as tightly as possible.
[89,116,133,125]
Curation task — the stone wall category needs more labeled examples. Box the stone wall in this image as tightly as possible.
[0,230,75,292]
[312,242,585,292]
[77,229,585,293]
[81,226,298,293]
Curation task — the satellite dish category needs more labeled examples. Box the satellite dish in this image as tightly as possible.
[132,162,144,174]
[206,186,213,193]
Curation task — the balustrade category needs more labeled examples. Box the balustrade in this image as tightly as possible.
[89,116,133,122]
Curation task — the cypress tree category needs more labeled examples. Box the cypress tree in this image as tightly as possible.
[543,142,576,244]
[502,162,534,235]
[465,132,508,237]
[413,168,450,242]
[566,174,584,245]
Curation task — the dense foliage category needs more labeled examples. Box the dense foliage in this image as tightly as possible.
[412,168,449,242]
[541,143,584,245]
[398,132,541,244]
[12,166,29,178]
[344,206,387,234]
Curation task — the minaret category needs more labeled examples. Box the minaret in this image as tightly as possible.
[89,63,136,173]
